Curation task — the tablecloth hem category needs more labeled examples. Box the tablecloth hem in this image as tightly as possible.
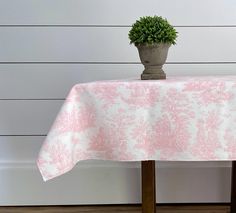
[36,160,76,182]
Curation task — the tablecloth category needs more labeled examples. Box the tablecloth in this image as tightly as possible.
[37,76,236,181]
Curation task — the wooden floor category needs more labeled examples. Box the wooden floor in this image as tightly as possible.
[0,205,230,213]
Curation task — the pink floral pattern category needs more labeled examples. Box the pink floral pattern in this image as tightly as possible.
[183,78,234,104]
[37,76,236,181]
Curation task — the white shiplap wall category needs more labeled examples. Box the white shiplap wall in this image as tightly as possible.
[0,0,235,205]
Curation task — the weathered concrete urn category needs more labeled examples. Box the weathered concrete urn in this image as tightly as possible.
[129,16,177,80]
[136,43,171,80]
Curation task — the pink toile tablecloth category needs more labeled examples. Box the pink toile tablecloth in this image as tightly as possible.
[37,76,236,181]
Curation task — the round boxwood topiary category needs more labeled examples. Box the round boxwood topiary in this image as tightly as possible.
[129,16,178,45]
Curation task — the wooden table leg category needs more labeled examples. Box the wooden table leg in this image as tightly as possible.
[142,161,156,213]
[231,161,236,213]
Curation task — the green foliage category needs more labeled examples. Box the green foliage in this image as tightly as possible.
[128,16,178,45]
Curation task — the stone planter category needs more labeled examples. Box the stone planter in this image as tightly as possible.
[136,43,171,80]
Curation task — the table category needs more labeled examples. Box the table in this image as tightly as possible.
[37,76,236,213]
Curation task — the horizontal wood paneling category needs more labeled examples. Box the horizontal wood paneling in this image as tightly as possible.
[0,0,236,26]
[1,64,236,99]
[0,136,44,162]
[0,100,62,135]
[0,64,141,99]
[1,27,236,62]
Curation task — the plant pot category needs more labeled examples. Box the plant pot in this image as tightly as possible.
[136,43,171,80]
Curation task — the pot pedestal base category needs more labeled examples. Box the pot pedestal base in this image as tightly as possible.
[141,73,166,80]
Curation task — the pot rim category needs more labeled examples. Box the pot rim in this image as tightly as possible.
[135,42,171,48]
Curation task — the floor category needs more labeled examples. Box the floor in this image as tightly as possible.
[0,204,230,213]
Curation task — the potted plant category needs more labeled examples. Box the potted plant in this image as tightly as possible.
[129,16,178,80]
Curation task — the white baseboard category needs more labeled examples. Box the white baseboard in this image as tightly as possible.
[0,161,231,205]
